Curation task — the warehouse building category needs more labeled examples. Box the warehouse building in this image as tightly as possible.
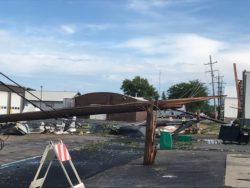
[75,92,147,122]
[0,83,25,114]
[0,82,78,114]
[24,90,78,111]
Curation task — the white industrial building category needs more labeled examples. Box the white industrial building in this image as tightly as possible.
[0,83,25,114]
[24,90,78,111]
[0,82,78,115]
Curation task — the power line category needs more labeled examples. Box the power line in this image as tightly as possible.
[0,72,58,112]
[0,81,55,119]
[179,84,195,98]
[190,82,203,97]
[0,72,70,120]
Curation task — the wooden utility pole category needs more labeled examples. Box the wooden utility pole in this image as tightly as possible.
[143,102,157,165]
[215,73,225,120]
[205,55,218,118]
[196,109,200,131]
[233,63,242,118]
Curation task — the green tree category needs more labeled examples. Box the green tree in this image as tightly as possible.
[121,76,159,100]
[161,91,166,100]
[167,80,209,112]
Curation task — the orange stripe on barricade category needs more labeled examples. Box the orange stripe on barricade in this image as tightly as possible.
[54,143,71,161]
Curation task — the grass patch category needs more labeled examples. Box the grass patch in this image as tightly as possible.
[199,121,220,134]
[173,140,193,150]
[78,141,107,151]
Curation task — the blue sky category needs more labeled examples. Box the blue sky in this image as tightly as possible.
[0,0,250,96]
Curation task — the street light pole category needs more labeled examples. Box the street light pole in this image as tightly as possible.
[40,85,43,109]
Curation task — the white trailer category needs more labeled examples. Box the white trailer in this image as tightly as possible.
[242,71,250,126]
[224,97,238,120]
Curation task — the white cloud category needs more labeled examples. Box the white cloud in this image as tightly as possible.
[0,30,146,77]
[128,0,168,11]
[121,37,167,54]
[0,53,104,75]
[82,23,111,31]
[1,27,250,94]
[120,34,226,57]
[127,0,207,16]
[60,25,76,34]
[127,0,170,18]
[59,23,111,35]
[117,33,250,91]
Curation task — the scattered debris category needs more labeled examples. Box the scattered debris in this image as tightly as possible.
[162,175,177,178]
[39,116,78,134]
[201,139,222,144]
[4,122,30,135]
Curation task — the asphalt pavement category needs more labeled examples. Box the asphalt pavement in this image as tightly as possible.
[1,134,250,187]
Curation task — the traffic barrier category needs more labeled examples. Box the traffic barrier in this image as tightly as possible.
[29,140,85,188]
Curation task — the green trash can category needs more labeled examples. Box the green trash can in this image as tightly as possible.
[178,135,192,142]
[160,131,173,149]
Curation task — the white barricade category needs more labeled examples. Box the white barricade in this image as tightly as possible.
[29,140,85,188]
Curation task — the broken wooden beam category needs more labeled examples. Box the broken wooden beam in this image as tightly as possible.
[0,102,151,123]
[0,96,223,123]
[143,102,157,165]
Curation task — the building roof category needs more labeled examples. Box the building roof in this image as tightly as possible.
[75,92,146,107]
[0,84,26,94]
[25,91,78,102]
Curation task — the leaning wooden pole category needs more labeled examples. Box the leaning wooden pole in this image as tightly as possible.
[233,63,242,118]
[143,102,157,165]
